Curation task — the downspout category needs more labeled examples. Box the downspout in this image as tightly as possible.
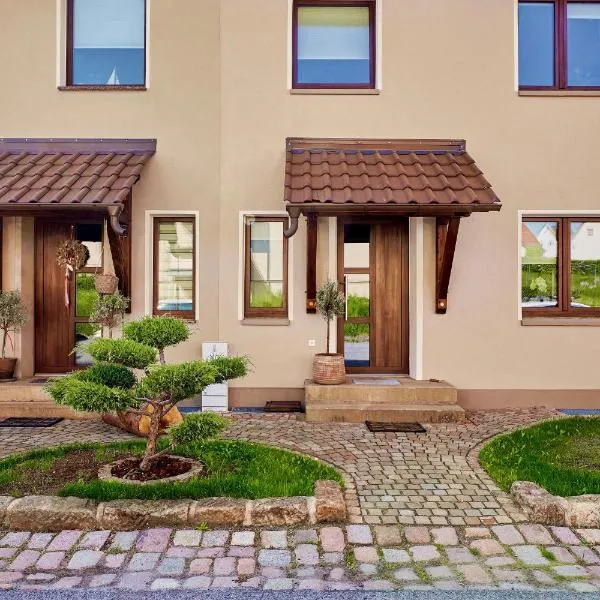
[107,205,127,236]
[283,206,301,238]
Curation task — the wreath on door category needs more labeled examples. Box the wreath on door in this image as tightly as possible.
[56,237,90,308]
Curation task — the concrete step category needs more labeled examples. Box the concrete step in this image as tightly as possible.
[0,400,96,420]
[305,403,465,424]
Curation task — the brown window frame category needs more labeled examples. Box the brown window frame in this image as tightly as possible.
[244,216,289,318]
[65,0,147,90]
[152,217,196,321]
[519,0,600,91]
[292,0,377,90]
[522,216,600,318]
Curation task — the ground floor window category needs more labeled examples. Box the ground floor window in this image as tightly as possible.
[153,217,196,319]
[244,216,288,318]
[521,216,600,317]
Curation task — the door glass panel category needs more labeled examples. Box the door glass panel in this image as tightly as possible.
[571,221,600,307]
[76,273,99,318]
[344,224,370,269]
[346,274,369,317]
[567,4,600,87]
[76,223,103,268]
[521,221,558,307]
[75,322,101,366]
[344,323,369,368]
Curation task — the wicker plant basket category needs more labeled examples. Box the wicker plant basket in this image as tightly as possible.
[94,273,119,295]
[313,353,346,385]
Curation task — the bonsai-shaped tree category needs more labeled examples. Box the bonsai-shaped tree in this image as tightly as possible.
[47,315,248,472]
[316,280,346,354]
[0,291,28,359]
[89,292,130,338]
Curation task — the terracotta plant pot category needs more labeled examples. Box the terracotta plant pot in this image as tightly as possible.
[313,353,346,385]
[0,358,17,380]
[94,273,119,295]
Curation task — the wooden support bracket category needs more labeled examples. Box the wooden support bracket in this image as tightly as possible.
[436,216,460,314]
[107,196,132,311]
[306,213,318,313]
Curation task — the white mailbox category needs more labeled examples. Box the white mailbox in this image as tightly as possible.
[202,342,229,412]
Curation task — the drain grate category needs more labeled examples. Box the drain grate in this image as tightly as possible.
[264,401,303,413]
[0,417,63,428]
[366,421,426,433]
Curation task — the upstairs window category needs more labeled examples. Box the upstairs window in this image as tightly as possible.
[67,0,146,87]
[292,1,376,89]
[519,1,600,89]
[521,217,600,317]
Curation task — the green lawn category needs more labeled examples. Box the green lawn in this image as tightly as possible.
[479,417,600,497]
[0,439,343,502]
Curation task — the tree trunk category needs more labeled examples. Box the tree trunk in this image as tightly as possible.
[326,318,330,355]
[1,329,6,359]
[159,350,165,365]
[139,405,162,472]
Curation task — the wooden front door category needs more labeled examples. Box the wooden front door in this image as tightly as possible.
[337,219,409,373]
[35,221,104,373]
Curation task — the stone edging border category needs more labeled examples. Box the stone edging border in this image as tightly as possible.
[0,480,346,532]
[511,481,600,528]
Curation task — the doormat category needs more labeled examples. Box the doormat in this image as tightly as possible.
[353,378,401,386]
[0,417,63,428]
[265,401,303,413]
[366,421,426,433]
[29,377,50,384]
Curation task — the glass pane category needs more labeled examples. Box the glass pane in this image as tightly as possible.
[571,222,600,307]
[521,221,559,307]
[156,220,194,313]
[75,322,101,367]
[568,4,600,87]
[518,3,555,86]
[297,6,371,85]
[346,274,370,317]
[249,221,284,308]
[76,273,99,318]
[344,323,369,368]
[72,0,145,85]
[76,223,103,268]
[344,224,370,269]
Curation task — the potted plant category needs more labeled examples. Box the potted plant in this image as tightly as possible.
[0,291,29,380]
[89,292,130,338]
[313,280,346,385]
[94,272,119,295]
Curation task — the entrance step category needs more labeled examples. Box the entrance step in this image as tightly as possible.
[305,403,465,424]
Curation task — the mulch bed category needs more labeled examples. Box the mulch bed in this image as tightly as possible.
[111,455,193,482]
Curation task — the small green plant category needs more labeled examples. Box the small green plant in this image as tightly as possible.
[344,549,358,571]
[0,291,28,359]
[168,413,230,447]
[90,292,130,338]
[195,522,211,532]
[315,280,345,354]
[123,316,189,363]
[540,547,555,562]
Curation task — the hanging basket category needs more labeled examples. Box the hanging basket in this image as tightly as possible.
[94,273,119,295]
[312,354,346,385]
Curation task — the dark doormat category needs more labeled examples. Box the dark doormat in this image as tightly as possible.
[0,417,63,428]
[264,401,303,413]
[366,421,427,433]
[29,377,50,384]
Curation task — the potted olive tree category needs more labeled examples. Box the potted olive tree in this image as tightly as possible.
[0,291,28,380]
[313,280,346,385]
[89,291,130,339]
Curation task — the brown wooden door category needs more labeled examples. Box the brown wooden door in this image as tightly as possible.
[35,221,76,373]
[338,219,409,373]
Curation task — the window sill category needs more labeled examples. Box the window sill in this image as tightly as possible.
[521,317,600,327]
[58,85,147,92]
[519,90,600,97]
[241,318,291,326]
[290,88,380,96]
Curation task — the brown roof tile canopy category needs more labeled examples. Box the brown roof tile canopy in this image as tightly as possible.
[0,138,155,208]
[285,138,500,212]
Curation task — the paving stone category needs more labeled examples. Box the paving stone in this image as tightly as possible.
[382,548,410,564]
[0,572,23,584]
[158,557,186,575]
[127,552,160,571]
[167,547,196,558]
[353,546,378,563]
[118,572,153,590]
[228,546,255,558]
[431,527,458,546]
[261,566,286,578]
[213,557,236,576]
[202,531,229,547]
[298,578,326,590]
[136,529,171,553]
[571,545,600,565]
[410,545,441,562]
[27,573,56,582]
[9,550,40,571]
[241,577,263,588]
[67,550,103,570]
[511,545,549,566]
[553,564,590,578]
[374,525,402,546]
[36,552,65,570]
[264,578,294,590]
[110,532,138,551]
[550,526,580,545]
[518,524,553,545]
[358,563,377,575]
[294,529,318,544]
[295,544,319,566]
[320,527,345,553]
[189,558,212,574]
[78,531,110,550]
[151,578,180,590]
[104,553,126,569]
[182,576,212,589]
[346,525,372,545]
[403,526,431,544]
[47,531,82,552]
[485,556,515,567]
[231,531,255,546]
[211,576,239,588]
[322,552,343,564]
[531,570,555,585]
[577,529,600,545]
[260,530,287,549]
[89,574,117,588]
[27,534,53,550]
[568,582,598,592]
[197,547,224,558]
[492,525,525,545]
[0,548,16,559]
[393,568,419,582]
[492,568,526,582]
[547,546,577,563]
[0,532,30,548]
[470,538,505,556]
[173,530,201,547]
[238,558,256,576]
[456,564,492,584]
[258,550,291,568]
[426,565,454,579]
[465,527,491,539]
[53,576,82,589]
[445,546,477,564]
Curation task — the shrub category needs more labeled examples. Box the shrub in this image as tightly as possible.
[75,363,136,390]
[0,291,29,358]
[86,338,157,370]
[123,316,189,354]
[47,377,135,413]
[206,355,251,384]
[168,412,230,447]
[89,292,130,337]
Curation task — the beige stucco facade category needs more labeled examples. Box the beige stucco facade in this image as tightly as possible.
[1,0,599,408]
